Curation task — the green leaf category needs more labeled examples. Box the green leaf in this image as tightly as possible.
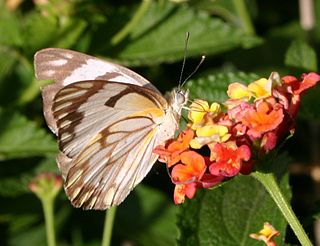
[22,12,87,54]
[0,157,58,197]
[111,2,262,66]
[115,185,177,246]
[186,72,259,102]
[22,12,59,53]
[0,6,23,47]
[51,18,87,48]
[8,202,71,246]
[0,108,57,160]
[285,40,318,71]
[177,170,290,246]
[0,46,19,81]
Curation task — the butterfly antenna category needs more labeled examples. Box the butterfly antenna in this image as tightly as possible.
[165,163,172,179]
[181,114,188,122]
[165,161,196,185]
[187,98,207,112]
[180,55,205,88]
[178,32,190,89]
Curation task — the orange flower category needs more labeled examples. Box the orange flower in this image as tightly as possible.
[154,129,194,167]
[241,100,284,139]
[171,151,206,204]
[280,72,320,118]
[282,72,320,95]
[208,141,251,177]
[173,183,197,204]
[171,151,206,183]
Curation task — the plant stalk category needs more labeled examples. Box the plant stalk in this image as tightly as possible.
[233,0,255,35]
[111,0,152,45]
[41,198,56,246]
[252,171,313,246]
[101,206,117,246]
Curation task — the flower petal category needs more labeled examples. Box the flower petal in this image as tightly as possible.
[227,82,251,100]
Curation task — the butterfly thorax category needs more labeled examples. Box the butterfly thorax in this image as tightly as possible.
[156,88,188,143]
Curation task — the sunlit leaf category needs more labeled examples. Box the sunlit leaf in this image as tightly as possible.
[285,40,318,71]
[110,2,262,66]
[186,72,259,102]
[0,6,23,46]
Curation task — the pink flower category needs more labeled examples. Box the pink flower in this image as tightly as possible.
[239,100,284,139]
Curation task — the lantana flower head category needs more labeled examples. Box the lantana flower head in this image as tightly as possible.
[154,72,320,204]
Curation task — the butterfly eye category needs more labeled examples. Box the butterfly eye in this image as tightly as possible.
[176,90,186,105]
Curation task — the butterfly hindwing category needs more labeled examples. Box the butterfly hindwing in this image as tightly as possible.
[52,80,167,209]
[65,115,159,209]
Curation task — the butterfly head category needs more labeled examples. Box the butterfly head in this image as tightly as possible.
[169,88,189,115]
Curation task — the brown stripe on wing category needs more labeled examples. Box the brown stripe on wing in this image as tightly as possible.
[53,81,166,158]
[53,81,107,156]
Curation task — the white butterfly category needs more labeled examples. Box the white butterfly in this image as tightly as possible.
[34,48,188,210]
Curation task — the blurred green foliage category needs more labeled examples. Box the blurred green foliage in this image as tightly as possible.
[0,0,319,245]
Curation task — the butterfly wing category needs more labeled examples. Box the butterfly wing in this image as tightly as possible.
[52,80,171,209]
[34,48,158,133]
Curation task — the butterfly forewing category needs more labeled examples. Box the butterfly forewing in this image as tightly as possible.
[34,48,156,88]
[34,48,158,134]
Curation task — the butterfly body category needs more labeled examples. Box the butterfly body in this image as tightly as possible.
[34,48,188,209]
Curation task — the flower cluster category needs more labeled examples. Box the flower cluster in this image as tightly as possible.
[154,72,320,204]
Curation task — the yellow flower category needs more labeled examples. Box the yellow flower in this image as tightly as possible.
[227,82,251,100]
[248,78,272,99]
[250,222,280,246]
[190,125,230,149]
[188,100,221,130]
[188,99,209,125]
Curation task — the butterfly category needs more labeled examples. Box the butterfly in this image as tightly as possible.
[34,48,188,210]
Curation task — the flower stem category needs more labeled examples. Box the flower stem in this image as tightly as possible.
[111,0,151,45]
[252,171,313,246]
[233,0,255,35]
[101,206,117,246]
[41,198,56,246]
